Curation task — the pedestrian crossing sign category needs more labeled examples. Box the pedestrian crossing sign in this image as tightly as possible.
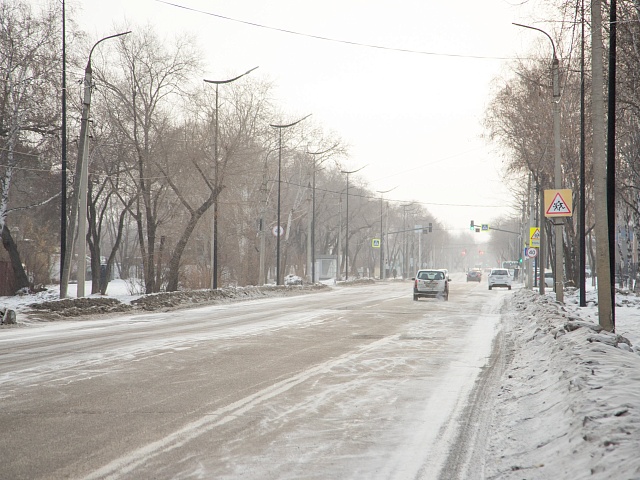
[530,227,540,247]
[371,238,381,248]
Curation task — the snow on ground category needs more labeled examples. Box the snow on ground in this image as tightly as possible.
[1,279,639,478]
[486,285,640,479]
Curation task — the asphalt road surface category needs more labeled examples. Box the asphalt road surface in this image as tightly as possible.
[0,276,512,479]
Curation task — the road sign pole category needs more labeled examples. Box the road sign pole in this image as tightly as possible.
[544,189,573,302]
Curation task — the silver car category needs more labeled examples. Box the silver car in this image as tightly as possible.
[413,269,449,301]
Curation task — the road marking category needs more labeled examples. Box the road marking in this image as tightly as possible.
[84,335,396,479]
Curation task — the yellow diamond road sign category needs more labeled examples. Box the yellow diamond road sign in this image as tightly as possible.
[530,227,540,248]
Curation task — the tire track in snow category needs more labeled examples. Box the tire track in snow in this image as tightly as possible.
[83,335,397,479]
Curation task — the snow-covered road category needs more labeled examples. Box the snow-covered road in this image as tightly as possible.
[0,279,507,479]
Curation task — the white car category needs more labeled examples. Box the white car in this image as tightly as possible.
[488,268,512,290]
[541,271,554,288]
[284,274,303,285]
[413,269,448,301]
[534,271,555,288]
[437,268,451,282]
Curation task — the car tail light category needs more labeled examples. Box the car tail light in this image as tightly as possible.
[414,279,418,288]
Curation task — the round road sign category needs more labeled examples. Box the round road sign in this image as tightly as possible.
[526,247,538,258]
[272,225,284,237]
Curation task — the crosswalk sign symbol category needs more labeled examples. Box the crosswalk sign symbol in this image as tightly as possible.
[544,189,573,217]
[371,238,381,248]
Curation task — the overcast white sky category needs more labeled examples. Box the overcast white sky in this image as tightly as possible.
[63,0,546,232]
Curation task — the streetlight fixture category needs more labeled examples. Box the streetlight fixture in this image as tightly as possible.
[340,165,367,281]
[514,22,564,303]
[270,114,311,285]
[204,66,258,290]
[376,187,396,280]
[76,31,131,298]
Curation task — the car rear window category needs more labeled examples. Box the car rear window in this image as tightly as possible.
[492,269,508,275]
[418,271,444,280]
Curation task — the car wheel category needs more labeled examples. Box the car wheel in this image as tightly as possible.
[488,285,492,290]
[508,286,512,290]
[413,295,418,301]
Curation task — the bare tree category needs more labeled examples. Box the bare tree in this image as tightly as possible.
[191,79,274,288]
[0,0,61,292]
[94,26,203,293]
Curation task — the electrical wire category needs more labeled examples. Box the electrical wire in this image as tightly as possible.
[155,0,516,61]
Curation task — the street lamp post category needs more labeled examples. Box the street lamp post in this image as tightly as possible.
[75,31,131,298]
[60,0,67,298]
[376,187,396,280]
[270,114,311,285]
[258,149,277,286]
[401,203,414,278]
[514,23,564,303]
[341,166,366,281]
[204,66,258,290]
[307,146,334,283]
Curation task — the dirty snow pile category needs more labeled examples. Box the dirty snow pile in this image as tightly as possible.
[0,279,328,322]
[486,287,640,479]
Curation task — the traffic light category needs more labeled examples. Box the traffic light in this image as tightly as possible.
[470,220,474,231]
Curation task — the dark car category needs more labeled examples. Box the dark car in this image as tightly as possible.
[466,270,482,282]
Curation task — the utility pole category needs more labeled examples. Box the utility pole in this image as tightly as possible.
[607,0,617,327]
[528,174,535,289]
[514,23,563,302]
[204,66,258,289]
[307,146,335,283]
[539,177,546,295]
[270,114,311,285]
[337,195,342,280]
[376,188,395,280]
[60,0,67,298]
[579,0,587,307]
[552,49,564,303]
[591,0,614,331]
[341,165,366,281]
[74,31,131,298]
[306,181,312,282]
[258,152,269,285]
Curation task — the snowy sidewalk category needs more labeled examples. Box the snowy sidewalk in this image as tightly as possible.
[485,288,640,479]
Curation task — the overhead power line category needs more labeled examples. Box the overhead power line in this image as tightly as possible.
[156,0,515,60]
